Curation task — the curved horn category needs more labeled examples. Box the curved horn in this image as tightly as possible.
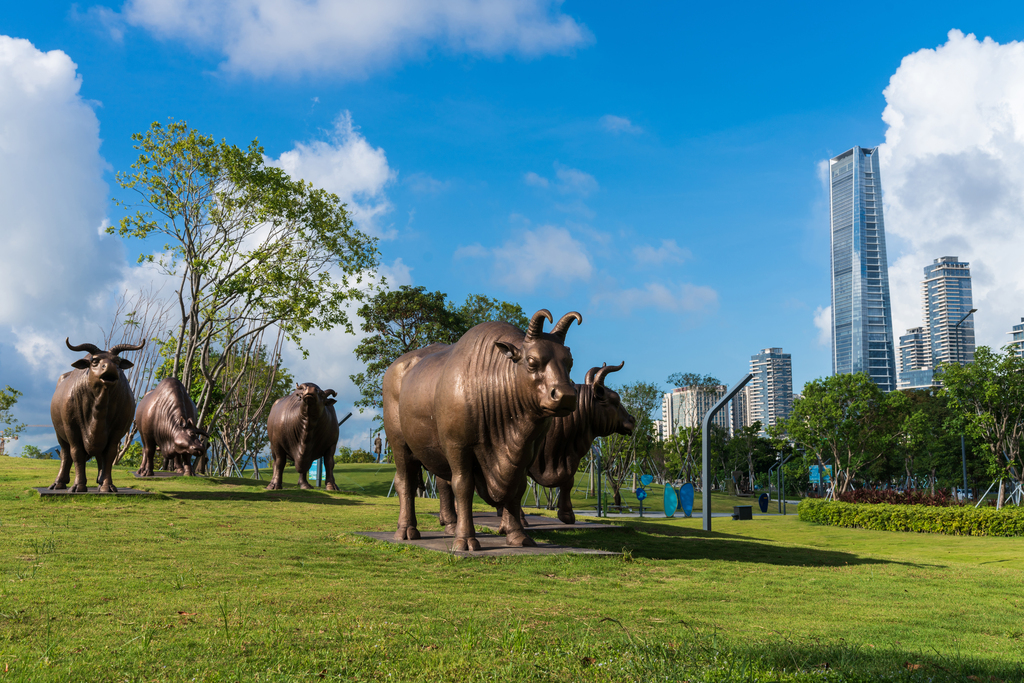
[524,309,553,340]
[584,365,602,385]
[325,389,337,398]
[66,338,102,355]
[550,311,583,342]
[110,339,146,356]
[595,361,625,386]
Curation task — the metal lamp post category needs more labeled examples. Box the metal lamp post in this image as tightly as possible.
[954,308,977,499]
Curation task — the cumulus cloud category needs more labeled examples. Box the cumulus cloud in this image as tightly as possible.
[270,111,395,237]
[455,225,592,292]
[879,30,1024,349]
[633,239,691,266]
[0,36,123,345]
[592,282,718,314]
[113,0,592,78]
[599,114,641,134]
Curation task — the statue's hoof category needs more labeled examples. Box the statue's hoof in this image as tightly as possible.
[325,483,339,492]
[70,483,87,493]
[453,537,481,552]
[558,511,576,525]
[49,482,67,491]
[99,483,117,493]
[506,532,536,547]
[265,482,282,491]
[299,482,313,490]
[394,527,420,541]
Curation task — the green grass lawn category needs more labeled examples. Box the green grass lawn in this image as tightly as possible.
[1,457,1021,682]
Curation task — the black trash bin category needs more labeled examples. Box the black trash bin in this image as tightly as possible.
[732,505,752,520]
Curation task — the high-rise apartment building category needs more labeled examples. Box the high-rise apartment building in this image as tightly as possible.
[898,256,975,389]
[1010,318,1024,358]
[746,348,793,433]
[660,385,728,437]
[923,256,975,366]
[829,146,897,392]
[730,387,749,436]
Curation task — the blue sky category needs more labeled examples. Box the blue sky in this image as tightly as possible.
[4,1,1024,450]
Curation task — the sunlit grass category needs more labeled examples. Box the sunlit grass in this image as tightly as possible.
[0,457,1021,682]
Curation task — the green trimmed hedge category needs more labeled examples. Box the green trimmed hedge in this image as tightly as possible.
[798,498,1024,537]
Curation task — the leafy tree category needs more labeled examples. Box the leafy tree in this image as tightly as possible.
[940,345,1024,508]
[663,372,721,482]
[111,120,379,430]
[0,386,24,456]
[783,373,906,497]
[337,446,375,464]
[598,381,661,506]
[350,287,529,414]
[727,420,773,490]
[21,445,49,459]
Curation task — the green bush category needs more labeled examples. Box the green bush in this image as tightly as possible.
[20,445,50,459]
[799,498,1024,537]
[336,446,375,464]
[120,442,143,469]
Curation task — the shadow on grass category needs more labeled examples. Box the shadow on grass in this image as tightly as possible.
[164,489,367,505]
[529,526,933,567]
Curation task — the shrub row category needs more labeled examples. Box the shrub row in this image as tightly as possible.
[798,498,1024,536]
[836,487,961,507]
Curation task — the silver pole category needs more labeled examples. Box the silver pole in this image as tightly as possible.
[702,374,754,531]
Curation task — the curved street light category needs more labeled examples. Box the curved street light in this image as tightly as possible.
[955,308,977,499]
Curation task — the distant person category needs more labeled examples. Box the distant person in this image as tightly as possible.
[374,435,382,463]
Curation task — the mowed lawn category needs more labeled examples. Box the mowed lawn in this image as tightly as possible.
[0,458,1021,682]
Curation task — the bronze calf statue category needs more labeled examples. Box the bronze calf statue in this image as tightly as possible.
[439,362,635,530]
[49,338,144,492]
[135,378,209,477]
[266,383,340,490]
[383,309,581,551]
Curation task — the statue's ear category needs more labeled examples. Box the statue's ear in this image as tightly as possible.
[71,359,90,370]
[593,383,607,401]
[118,359,134,370]
[493,341,523,362]
[325,398,337,406]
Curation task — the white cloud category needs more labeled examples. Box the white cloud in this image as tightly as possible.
[523,171,549,188]
[270,111,395,237]
[633,239,691,266]
[115,0,592,78]
[880,30,1024,349]
[553,162,598,196]
[455,225,592,292]
[0,36,122,344]
[599,114,641,134]
[524,162,598,197]
[592,282,718,314]
[813,305,831,348]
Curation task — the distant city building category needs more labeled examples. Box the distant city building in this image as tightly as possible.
[746,348,793,433]
[730,386,749,436]
[923,256,975,367]
[660,385,728,438]
[898,256,975,389]
[829,146,897,392]
[653,418,669,441]
[1010,318,1024,358]
[898,326,934,390]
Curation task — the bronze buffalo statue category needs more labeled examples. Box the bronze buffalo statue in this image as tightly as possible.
[266,382,340,490]
[49,338,145,492]
[135,378,209,477]
[438,362,635,530]
[383,309,581,551]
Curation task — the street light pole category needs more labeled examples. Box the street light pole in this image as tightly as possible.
[955,308,977,499]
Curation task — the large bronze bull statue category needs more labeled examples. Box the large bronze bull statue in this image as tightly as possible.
[135,378,209,477]
[439,362,635,530]
[383,309,581,551]
[49,339,144,492]
[266,383,340,490]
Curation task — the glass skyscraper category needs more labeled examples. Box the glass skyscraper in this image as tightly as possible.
[829,146,896,392]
